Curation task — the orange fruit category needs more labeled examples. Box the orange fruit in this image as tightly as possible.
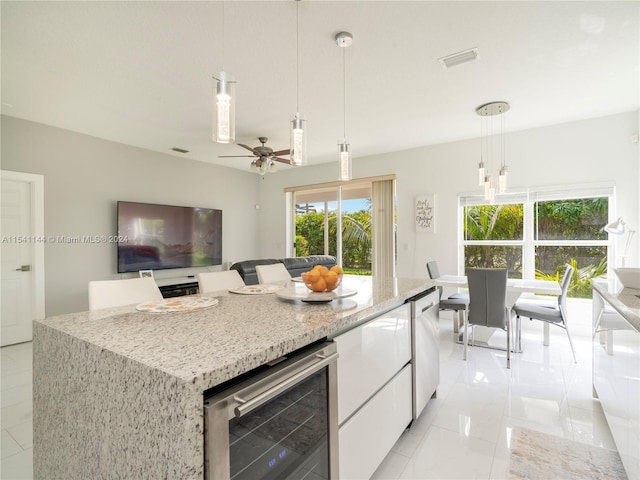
[305,270,320,282]
[311,277,327,292]
[316,265,329,274]
[324,271,339,289]
[330,265,343,275]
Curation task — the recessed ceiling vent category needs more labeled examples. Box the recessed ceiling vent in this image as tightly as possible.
[171,147,189,154]
[438,47,480,69]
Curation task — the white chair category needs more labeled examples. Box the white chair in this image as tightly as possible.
[88,277,163,310]
[197,270,245,293]
[255,263,291,285]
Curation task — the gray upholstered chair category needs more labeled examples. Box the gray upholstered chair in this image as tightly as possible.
[426,261,469,333]
[465,268,512,368]
[514,264,577,363]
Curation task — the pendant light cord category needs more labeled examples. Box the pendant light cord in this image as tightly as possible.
[343,47,346,139]
[296,4,299,110]
[221,1,226,71]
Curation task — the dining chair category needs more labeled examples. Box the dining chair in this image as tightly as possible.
[513,264,577,362]
[426,261,469,333]
[88,277,163,310]
[197,270,245,293]
[465,268,512,368]
[255,263,292,285]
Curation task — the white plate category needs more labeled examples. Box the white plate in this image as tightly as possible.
[229,284,284,295]
[276,285,357,302]
[136,296,218,313]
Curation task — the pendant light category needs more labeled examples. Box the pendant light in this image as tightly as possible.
[336,32,353,181]
[476,101,510,201]
[213,1,235,144]
[290,0,307,165]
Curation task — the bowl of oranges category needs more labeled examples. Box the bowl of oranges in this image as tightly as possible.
[301,265,344,293]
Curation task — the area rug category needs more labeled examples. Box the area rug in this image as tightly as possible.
[508,427,627,480]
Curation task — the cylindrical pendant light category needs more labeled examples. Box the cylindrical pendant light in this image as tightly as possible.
[338,141,352,181]
[336,32,353,181]
[213,71,235,143]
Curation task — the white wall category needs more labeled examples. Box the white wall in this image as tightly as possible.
[258,111,640,279]
[1,115,261,315]
[3,111,636,315]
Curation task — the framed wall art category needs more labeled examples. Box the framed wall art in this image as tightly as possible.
[415,194,435,233]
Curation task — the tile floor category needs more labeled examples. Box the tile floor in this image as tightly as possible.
[0,300,618,480]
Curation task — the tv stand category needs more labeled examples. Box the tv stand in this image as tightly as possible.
[155,277,199,298]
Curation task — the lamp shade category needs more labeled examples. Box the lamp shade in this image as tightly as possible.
[212,71,235,144]
[604,217,626,235]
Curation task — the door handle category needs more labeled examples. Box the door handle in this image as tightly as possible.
[15,265,31,272]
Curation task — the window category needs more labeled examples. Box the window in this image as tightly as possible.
[461,185,613,298]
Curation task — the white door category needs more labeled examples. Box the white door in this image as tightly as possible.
[1,172,45,346]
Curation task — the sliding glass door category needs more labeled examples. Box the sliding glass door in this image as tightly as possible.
[287,175,396,277]
[293,183,372,275]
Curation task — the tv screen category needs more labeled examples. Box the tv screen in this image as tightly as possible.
[117,201,222,273]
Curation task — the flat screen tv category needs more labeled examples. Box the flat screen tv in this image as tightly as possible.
[117,201,222,273]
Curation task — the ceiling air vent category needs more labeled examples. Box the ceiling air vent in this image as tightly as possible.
[171,147,189,154]
[438,47,480,69]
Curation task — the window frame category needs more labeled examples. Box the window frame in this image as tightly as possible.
[459,183,615,279]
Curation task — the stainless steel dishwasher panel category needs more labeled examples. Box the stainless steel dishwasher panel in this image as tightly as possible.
[410,290,440,420]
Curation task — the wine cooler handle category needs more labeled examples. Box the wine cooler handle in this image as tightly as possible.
[233,351,338,418]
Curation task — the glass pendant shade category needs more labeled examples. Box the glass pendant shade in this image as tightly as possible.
[478,161,485,185]
[498,165,509,193]
[338,141,352,181]
[212,71,235,144]
[483,175,491,200]
[290,113,307,166]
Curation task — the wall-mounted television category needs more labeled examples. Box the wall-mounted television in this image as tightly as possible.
[117,201,222,273]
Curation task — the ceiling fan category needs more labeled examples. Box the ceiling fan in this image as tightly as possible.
[219,137,292,173]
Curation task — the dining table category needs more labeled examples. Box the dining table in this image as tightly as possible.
[436,275,562,352]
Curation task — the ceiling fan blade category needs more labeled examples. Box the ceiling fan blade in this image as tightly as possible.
[271,149,291,156]
[237,144,258,153]
[272,157,293,165]
[218,155,256,158]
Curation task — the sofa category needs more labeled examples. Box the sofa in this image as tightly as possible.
[230,255,337,285]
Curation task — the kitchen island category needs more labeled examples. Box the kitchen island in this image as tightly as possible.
[592,278,640,479]
[34,275,434,479]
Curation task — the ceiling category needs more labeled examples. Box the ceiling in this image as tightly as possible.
[2,1,638,174]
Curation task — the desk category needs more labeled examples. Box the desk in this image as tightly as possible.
[436,275,562,352]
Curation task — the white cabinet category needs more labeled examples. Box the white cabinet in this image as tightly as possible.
[592,289,640,480]
[333,303,411,424]
[332,303,412,479]
[338,365,412,480]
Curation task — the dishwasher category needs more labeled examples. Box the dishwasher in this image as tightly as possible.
[408,289,440,420]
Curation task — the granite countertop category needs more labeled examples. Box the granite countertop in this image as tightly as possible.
[592,279,640,331]
[37,275,434,392]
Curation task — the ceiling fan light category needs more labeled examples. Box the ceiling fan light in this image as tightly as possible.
[338,141,352,181]
[212,71,235,144]
[290,113,307,166]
